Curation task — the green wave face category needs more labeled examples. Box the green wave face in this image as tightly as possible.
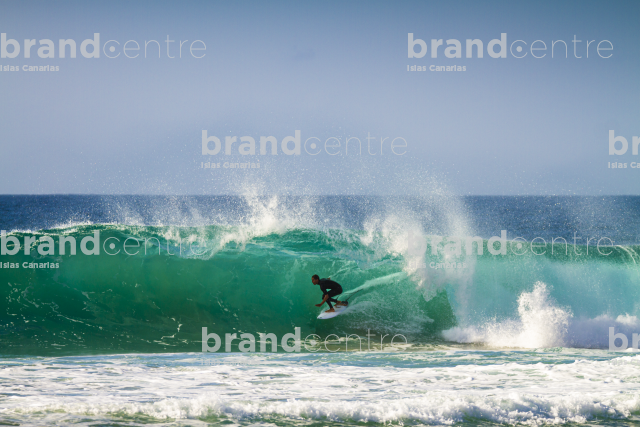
[0,225,455,355]
[1,224,639,355]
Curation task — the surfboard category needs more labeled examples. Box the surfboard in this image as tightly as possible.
[317,304,349,320]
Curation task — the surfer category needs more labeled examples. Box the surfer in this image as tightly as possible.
[312,274,347,313]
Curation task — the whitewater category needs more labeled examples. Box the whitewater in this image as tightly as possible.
[1,194,640,425]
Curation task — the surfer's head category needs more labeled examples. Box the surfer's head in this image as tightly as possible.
[311,274,319,284]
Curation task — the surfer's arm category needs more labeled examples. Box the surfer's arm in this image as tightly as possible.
[315,294,329,307]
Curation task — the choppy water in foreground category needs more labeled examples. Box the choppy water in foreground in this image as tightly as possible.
[2,349,640,426]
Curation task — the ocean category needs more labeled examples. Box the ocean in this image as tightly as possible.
[1,194,640,426]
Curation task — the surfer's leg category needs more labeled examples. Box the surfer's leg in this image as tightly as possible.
[327,289,341,309]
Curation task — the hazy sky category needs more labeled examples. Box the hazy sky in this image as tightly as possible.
[1,0,639,195]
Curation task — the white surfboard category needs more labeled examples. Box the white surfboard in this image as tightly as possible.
[317,304,349,320]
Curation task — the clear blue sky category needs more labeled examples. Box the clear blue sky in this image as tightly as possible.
[1,0,638,195]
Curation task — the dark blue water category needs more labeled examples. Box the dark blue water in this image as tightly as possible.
[2,195,639,244]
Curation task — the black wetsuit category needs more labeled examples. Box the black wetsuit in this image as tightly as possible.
[319,279,342,309]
